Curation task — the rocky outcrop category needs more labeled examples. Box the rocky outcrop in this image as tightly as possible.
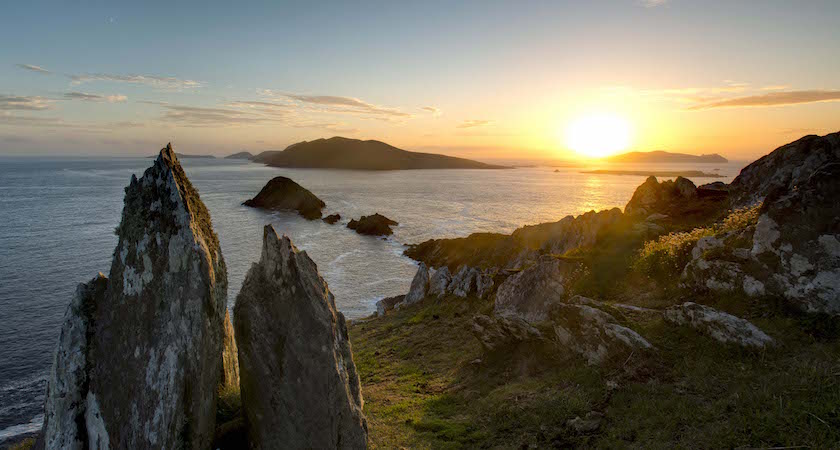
[729,132,840,207]
[42,144,229,449]
[322,213,341,224]
[376,295,404,316]
[219,310,240,392]
[243,176,326,220]
[470,314,542,352]
[428,266,452,297]
[664,302,773,348]
[512,208,623,255]
[495,258,585,323]
[624,176,698,217]
[403,263,431,305]
[549,304,652,365]
[233,225,367,449]
[449,266,480,298]
[347,213,398,236]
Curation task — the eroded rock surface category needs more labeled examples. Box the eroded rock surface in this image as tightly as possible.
[550,304,653,365]
[234,225,367,449]
[664,302,773,348]
[243,176,326,220]
[403,263,431,305]
[42,144,228,449]
[428,266,452,297]
[471,314,542,352]
[495,257,584,322]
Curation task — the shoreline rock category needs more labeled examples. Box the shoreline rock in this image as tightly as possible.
[243,176,325,220]
[347,213,398,236]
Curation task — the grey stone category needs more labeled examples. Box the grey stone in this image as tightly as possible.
[404,263,431,305]
[234,225,367,449]
[494,258,583,322]
[664,302,774,348]
[428,266,452,297]
[470,314,542,352]
[550,304,652,366]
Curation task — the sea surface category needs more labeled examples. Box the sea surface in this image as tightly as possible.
[0,156,744,442]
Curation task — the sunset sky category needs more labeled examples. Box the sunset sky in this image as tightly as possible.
[1,0,839,161]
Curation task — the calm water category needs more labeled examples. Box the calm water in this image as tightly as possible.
[0,156,743,441]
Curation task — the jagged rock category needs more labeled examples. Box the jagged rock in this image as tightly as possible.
[404,263,431,305]
[243,176,326,220]
[470,314,542,352]
[376,295,404,316]
[476,270,495,299]
[494,257,585,322]
[428,266,451,297]
[450,266,480,297]
[624,176,698,217]
[347,213,398,236]
[729,132,840,207]
[42,144,228,449]
[512,208,623,255]
[664,302,774,348]
[219,310,240,392]
[233,225,367,449]
[550,304,652,366]
[568,295,661,317]
[567,412,604,433]
[322,213,341,224]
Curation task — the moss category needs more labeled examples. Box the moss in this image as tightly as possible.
[7,438,35,450]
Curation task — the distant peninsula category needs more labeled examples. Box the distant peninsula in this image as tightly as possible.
[251,136,507,170]
[582,169,724,178]
[225,151,254,160]
[604,150,727,164]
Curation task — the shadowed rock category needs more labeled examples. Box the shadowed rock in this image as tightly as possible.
[495,257,585,322]
[664,302,773,348]
[234,225,367,449]
[549,304,653,365]
[376,295,404,316]
[428,266,451,297]
[347,213,398,236]
[404,263,431,305]
[41,144,228,449]
[322,213,341,224]
[243,176,325,220]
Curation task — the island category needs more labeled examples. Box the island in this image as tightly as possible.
[251,136,507,170]
[225,151,254,160]
[604,150,727,164]
[581,169,724,178]
[242,176,326,220]
[347,213,398,236]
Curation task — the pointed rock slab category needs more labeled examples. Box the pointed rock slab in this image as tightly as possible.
[495,257,585,322]
[403,263,431,305]
[234,225,368,449]
[428,266,452,297]
[42,144,228,449]
[664,302,774,348]
[450,266,480,298]
[219,309,240,392]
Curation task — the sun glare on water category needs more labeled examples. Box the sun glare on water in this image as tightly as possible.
[565,113,633,158]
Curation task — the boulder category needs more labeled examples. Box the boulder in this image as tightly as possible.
[428,266,452,297]
[376,295,404,316]
[549,304,652,366]
[403,263,431,305]
[729,132,840,207]
[450,266,480,297]
[476,270,495,299]
[624,176,698,217]
[322,213,341,224]
[243,176,325,220]
[567,412,604,433]
[233,225,367,449]
[347,213,398,236]
[494,257,584,322]
[470,314,542,352]
[42,144,228,449]
[663,302,773,348]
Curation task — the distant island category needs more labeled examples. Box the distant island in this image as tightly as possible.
[582,169,724,178]
[147,152,216,159]
[251,136,507,170]
[604,150,727,164]
[225,151,254,160]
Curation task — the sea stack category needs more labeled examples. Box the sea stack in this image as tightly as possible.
[41,144,228,449]
[243,176,325,220]
[234,225,368,448]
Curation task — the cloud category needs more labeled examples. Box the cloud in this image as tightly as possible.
[260,90,411,118]
[456,120,493,129]
[421,106,441,116]
[0,112,70,127]
[158,105,272,126]
[0,95,52,111]
[17,64,51,74]
[69,73,204,89]
[640,0,669,7]
[64,92,127,103]
[688,90,840,110]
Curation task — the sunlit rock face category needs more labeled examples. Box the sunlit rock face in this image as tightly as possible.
[41,144,228,449]
[624,176,697,218]
[234,225,368,449]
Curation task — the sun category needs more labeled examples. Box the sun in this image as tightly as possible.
[565,113,633,158]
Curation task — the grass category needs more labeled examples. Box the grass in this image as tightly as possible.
[349,288,840,448]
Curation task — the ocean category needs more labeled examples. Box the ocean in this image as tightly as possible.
[0,156,744,442]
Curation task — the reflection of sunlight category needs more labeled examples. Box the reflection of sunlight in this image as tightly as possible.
[580,175,605,212]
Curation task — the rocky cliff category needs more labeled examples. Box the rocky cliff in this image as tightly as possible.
[233,225,368,448]
[41,144,228,449]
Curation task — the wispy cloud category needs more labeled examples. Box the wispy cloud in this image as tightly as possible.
[456,119,493,129]
[421,106,442,116]
[260,90,411,118]
[69,73,204,89]
[158,105,272,126]
[0,95,52,111]
[17,64,51,74]
[688,90,840,110]
[640,0,669,7]
[64,92,127,103]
